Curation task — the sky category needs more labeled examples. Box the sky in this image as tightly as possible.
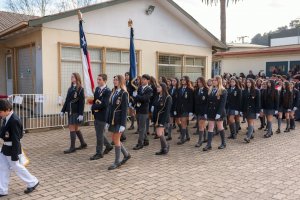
[0,0,299,43]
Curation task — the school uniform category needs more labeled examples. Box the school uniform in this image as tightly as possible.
[241,89,260,142]
[166,87,178,140]
[106,89,130,170]
[194,87,208,147]
[280,89,293,132]
[90,85,113,159]
[133,85,153,149]
[126,80,136,129]
[203,88,228,151]
[61,85,85,125]
[152,94,172,155]
[61,85,86,153]
[226,87,242,116]
[176,86,194,145]
[291,88,300,129]
[0,112,38,196]
[261,89,279,137]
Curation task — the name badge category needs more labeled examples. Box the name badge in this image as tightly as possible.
[4,132,9,139]
[234,91,237,96]
[116,97,121,105]
[184,92,188,99]
[137,102,141,107]
[74,92,77,99]
[202,96,205,100]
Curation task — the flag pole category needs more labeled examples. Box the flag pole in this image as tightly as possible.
[128,19,138,91]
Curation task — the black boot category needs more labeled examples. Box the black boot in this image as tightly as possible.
[186,129,190,141]
[228,123,234,139]
[195,131,203,147]
[290,119,295,130]
[177,129,186,145]
[75,131,87,150]
[284,119,290,132]
[203,132,213,151]
[108,146,121,170]
[258,117,264,130]
[64,131,76,154]
[166,124,172,141]
[218,130,226,149]
[203,129,207,143]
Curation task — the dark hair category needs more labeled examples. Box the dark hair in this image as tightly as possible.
[71,72,82,90]
[172,77,179,89]
[181,76,193,90]
[266,80,276,101]
[159,76,168,85]
[197,77,208,90]
[230,77,240,89]
[125,72,130,76]
[246,78,256,97]
[150,76,158,88]
[98,74,107,81]
[159,82,169,97]
[142,74,150,81]
[0,99,12,111]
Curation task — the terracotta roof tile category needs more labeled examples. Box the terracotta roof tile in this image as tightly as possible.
[0,11,38,32]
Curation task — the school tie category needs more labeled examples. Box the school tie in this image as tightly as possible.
[198,88,202,96]
[182,88,185,95]
[212,88,217,95]
[112,91,119,102]
[2,118,6,127]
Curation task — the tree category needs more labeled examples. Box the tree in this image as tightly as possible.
[201,0,241,44]
[290,19,300,28]
[5,0,98,16]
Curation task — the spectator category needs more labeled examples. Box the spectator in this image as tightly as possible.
[246,70,256,79]
[239,73,245,79]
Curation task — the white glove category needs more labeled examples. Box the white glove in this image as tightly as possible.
[60,112,64,118]
[189,112,193,117]
[129,102,132,107]
[105,123,109,130]
[151,106,154,113]
[204,114,207,119]
[288,109,291,112]
[240,112,243,117]
[119,126,125,133]
[174,111,177,116]
[256,113,260,119]
[293,107,298,111]
[260,109,264,113]
[133,91,137,97]
[275,110,278,115]
[77,115,84,122]
[234,110,239,115]
[215,114,220,120]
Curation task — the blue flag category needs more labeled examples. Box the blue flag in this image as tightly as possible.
[129,27,137,89]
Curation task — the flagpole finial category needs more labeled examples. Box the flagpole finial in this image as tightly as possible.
[128,19,133,27]
[78,10,83,21]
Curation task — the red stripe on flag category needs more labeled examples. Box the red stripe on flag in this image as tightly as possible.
[86,53,94,91]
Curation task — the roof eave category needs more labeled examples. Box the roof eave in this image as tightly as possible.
[0,21,28,38]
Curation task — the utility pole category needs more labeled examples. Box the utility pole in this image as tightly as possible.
[237,36,249,44]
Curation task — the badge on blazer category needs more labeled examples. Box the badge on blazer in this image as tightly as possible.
[184,92,188,99]
[217,96,220,100]
[74,92,77,99]
[160,102,164,106]
[202,96,206,100]
[95,99,101,104]
[137,102,141,107]
[234,91,237,96]
[4,131,9,139]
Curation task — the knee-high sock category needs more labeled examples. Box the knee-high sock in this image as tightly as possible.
[207,132,213,147]
[70,131,76,149]
[259,116,264,127]
[76,130,86,145]
[120,144,129,157]
[114,146,121,164]
[167,124,172,138]
[247,125,254,139]
[278,118,282,130]
[160,135,167,149]
[219,130,226,145]
[286,119,290,130]
[198,131,204,144]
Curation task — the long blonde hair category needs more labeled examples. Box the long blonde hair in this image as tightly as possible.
[209,75,225,96]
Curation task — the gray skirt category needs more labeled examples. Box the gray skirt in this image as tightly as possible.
[197,115,207,121]
[244,112,256,119]
[108,124,121,133]
[68,113,80,125]
[227,109,237,116]
[264,109,275,116]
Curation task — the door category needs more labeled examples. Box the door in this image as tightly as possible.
[18,46,35,94]
[5,55,13,95]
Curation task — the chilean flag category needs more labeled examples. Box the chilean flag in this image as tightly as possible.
[79,20,94,97]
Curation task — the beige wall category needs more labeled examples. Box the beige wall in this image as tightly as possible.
[0,46,6,94]
[42,27,212,96]
[215,53,300,76]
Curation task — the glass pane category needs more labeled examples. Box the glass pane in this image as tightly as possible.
[158,65,181,79]
[186,57,194,66]
[89,49,101,62]
[195,58,205,66]
[169,56,182,65]
[159,55,170,64]
[121,51,130,63]
[62,47,81,61]
[106,50,121,63]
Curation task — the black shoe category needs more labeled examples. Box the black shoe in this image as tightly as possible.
[103,146,113,154]
[227,135,234,139]
[244,138,250,143]
[111,141,115,145]
[203,139,208,143]
[284,128,290,133]
[238,127,241,130]
[258,126,264,130]
[120,135,126,142]
[64,148,76,154]
[195,142,203,148]
[0,194,7,197]
[155,149,166,155]
[203,146,212,151]
[134,131,138,134]
[24,182,39,194]
[193,132,199,135]
[177,136,181,139]
[250,135,254,139]
[166,137,172,141]
[121,154,131,165]
[264,133,271,138]
[241,120,246,123]
[128,126,134,130]
[144,140,149,146]
[90,153,103,160]
[264,128,268,131]
[291,127,295,130]
[218,144,226,149]
[75,143,87,150]
[154,135,159,139]
[133,144,143,150]
[177,140,186,145]
[186,137,190,141]
[276,129,281,134]
[108,163,121,170]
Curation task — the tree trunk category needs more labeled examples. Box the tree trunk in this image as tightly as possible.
[220,0,226,44]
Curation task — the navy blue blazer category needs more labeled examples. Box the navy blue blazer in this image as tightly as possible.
[91,86,111,122]
[61,86,85,115]
[194,87,208,116]
[107,89,128,127]
[0,113,23,161]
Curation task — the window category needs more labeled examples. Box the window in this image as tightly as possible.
[106,49,138,88]
[158,54,206,81]
[60,46,101,97]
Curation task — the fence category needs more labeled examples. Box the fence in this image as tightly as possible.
[8,94,93,131]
